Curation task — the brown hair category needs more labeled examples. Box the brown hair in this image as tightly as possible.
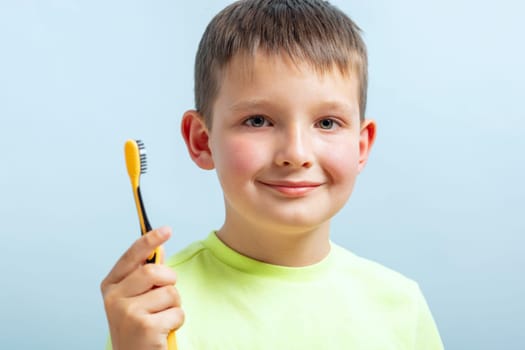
[195,0,368,127]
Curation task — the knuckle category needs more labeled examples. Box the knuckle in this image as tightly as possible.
[174,308,186,329]
[167,286,181,306]
[162,267,177,285]
[122,301,140,322]
[143,231,157,247]
[138,316,155,332]
[169,270,178,283]
[103,288,118,309]
[141,263,158,279]
[136,316,160,341]
[100,278,108,295]
[178,308,186,324]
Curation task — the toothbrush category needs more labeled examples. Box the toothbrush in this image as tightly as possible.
[124,139,178,349]
[124,139,157,262]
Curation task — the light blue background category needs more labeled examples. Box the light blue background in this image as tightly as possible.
[1,1,523,349]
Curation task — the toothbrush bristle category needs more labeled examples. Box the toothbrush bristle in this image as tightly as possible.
[136,139,148,174]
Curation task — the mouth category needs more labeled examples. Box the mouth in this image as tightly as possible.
[257,180,323,197]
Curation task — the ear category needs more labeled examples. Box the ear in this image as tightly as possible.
[181,110,215,170]
[358,119,377,173]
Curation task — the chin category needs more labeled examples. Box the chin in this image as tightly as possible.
[257,212,333,235]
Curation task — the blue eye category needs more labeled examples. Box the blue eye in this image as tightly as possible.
[318,118,335,129]
[244,115,270,127]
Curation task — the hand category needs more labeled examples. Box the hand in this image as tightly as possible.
[101,227,184,350]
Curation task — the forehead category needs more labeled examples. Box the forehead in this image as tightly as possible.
[213,51,360,116]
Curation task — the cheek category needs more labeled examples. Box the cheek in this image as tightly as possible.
[321,138,361,180]
[214,136,266,180]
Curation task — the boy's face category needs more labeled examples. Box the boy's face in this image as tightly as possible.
[185,52,375,236]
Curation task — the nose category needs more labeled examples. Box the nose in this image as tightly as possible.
[274,124,313,168]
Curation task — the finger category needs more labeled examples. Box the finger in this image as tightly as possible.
[133,285,181,313]
[149,306,185,335]
[102,226,171,288]
[113,263,177,298]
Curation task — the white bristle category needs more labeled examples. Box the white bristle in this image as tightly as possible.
[136,139,148,174]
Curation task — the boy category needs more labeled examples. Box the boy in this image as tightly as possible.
[101,0,444,349]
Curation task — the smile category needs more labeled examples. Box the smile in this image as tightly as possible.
[258,180,323,197]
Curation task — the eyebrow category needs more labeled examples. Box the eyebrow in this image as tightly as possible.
[229,99,274,112]
[315,101,356,115]
[229,99,356,114]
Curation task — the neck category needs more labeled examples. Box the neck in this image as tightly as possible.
[216,213,331,267]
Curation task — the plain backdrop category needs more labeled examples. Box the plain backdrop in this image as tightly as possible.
[1,1,523,349]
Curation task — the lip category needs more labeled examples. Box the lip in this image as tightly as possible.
[258,180,323,197]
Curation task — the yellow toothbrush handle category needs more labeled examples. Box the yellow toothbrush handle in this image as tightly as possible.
[168,331,177,349]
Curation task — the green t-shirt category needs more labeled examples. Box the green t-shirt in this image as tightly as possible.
[107,232,443,349]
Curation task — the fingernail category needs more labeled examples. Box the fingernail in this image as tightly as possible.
[157,226,171,238]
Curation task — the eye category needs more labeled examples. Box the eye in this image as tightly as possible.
[244,115,272,127]
[316,118,337,130]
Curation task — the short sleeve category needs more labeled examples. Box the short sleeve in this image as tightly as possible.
[413,287,444,350]
[105,336,112,350]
